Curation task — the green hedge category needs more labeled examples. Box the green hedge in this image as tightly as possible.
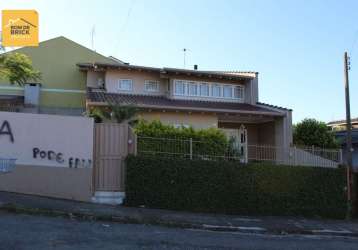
[125,155,347,219]
[134,120,229,158]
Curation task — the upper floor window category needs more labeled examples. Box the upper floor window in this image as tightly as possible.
[199,83,209,97]
[223,85,233,98]
[173,79,244,101]
[145,80,159,92]
[118,79,133,91]
[188,82,198,96]
[212,84,221,98]
[234,86,244,99]
[174,80,185,95]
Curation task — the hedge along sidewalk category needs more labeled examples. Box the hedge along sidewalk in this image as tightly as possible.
[1,191,358,237]
[125,155,347,219]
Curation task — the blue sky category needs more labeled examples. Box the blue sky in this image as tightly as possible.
[1,0,358,123]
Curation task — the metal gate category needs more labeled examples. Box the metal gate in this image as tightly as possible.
[93,123,134,192]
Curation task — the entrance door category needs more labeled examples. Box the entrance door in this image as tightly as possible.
[220,125,248,163]
[238,124,248,163]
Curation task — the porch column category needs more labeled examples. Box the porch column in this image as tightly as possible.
[274,110,293,164]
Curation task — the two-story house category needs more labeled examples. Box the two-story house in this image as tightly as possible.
[0,36,293,163]
[78,62,293,162]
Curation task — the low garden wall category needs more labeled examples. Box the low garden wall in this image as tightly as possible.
[125,155,347,219]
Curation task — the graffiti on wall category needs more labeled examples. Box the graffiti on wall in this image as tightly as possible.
[33,147,92,168]
[1,119,92,168]
[0,120,14,143]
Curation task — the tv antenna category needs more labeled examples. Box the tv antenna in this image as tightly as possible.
[183,48,190,69]
[91,25,96,51]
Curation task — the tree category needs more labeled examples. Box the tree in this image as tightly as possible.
[0,52,41,86]
[86,105,138,124]
[293,118,338,148]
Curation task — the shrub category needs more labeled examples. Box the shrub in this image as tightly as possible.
[125,155,347,219]
[134,120,229,158]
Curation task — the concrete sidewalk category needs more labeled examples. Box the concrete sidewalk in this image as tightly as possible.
[1,191,358,237]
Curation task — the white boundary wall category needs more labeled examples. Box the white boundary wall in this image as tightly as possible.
[0,111,94,168]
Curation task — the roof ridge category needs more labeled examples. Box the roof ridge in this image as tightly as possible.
[256,102,292,111]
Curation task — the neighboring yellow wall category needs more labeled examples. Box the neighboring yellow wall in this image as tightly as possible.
[40,91,85,108]
[138,111,218,129]
[0,36,115,108]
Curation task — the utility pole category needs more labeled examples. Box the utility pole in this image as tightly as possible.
[344,51,356,219]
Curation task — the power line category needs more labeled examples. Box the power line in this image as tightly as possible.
[349,29,358,58]
[115,0,136,51]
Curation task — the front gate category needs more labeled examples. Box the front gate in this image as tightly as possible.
[93,123,134,192]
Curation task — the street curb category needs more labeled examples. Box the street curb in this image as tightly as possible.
[1,202,358,238]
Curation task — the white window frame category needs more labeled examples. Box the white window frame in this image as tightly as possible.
[233,85,244,100]
[223,85,233,98]
[199,83,210,97]
[188,81,199,96]
[211,84,222,98]
[118,79,133,92]
[173,79,244,101]
[144,80,159,93]
[174,80,186,96]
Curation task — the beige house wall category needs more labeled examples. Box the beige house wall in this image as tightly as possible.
[0,165,92,202]
[87,71,105,88]
[274,111,293,148]
[245,77,259,105]
[138,111,218,129]
[105,70,168,95]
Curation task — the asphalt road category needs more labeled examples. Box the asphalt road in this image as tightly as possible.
[0,211,358,250]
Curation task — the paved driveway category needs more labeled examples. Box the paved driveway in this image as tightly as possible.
[0,211,358,250]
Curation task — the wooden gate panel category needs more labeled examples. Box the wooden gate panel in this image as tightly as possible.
[93,123,130,192]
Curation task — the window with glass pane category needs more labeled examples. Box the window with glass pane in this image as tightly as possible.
[200,83,209,96]
[145,80,159,92]
[212,84,221,97]
[118,79,133,91]
[234,86,244,99]
[223,85,233,98]
[188,82,198,96]
[174,80,185,95]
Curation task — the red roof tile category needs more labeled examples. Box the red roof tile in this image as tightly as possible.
[87,89,283,116]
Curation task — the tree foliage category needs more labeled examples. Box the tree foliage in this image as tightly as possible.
[293,118,338,148]
[0,52,41,86]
